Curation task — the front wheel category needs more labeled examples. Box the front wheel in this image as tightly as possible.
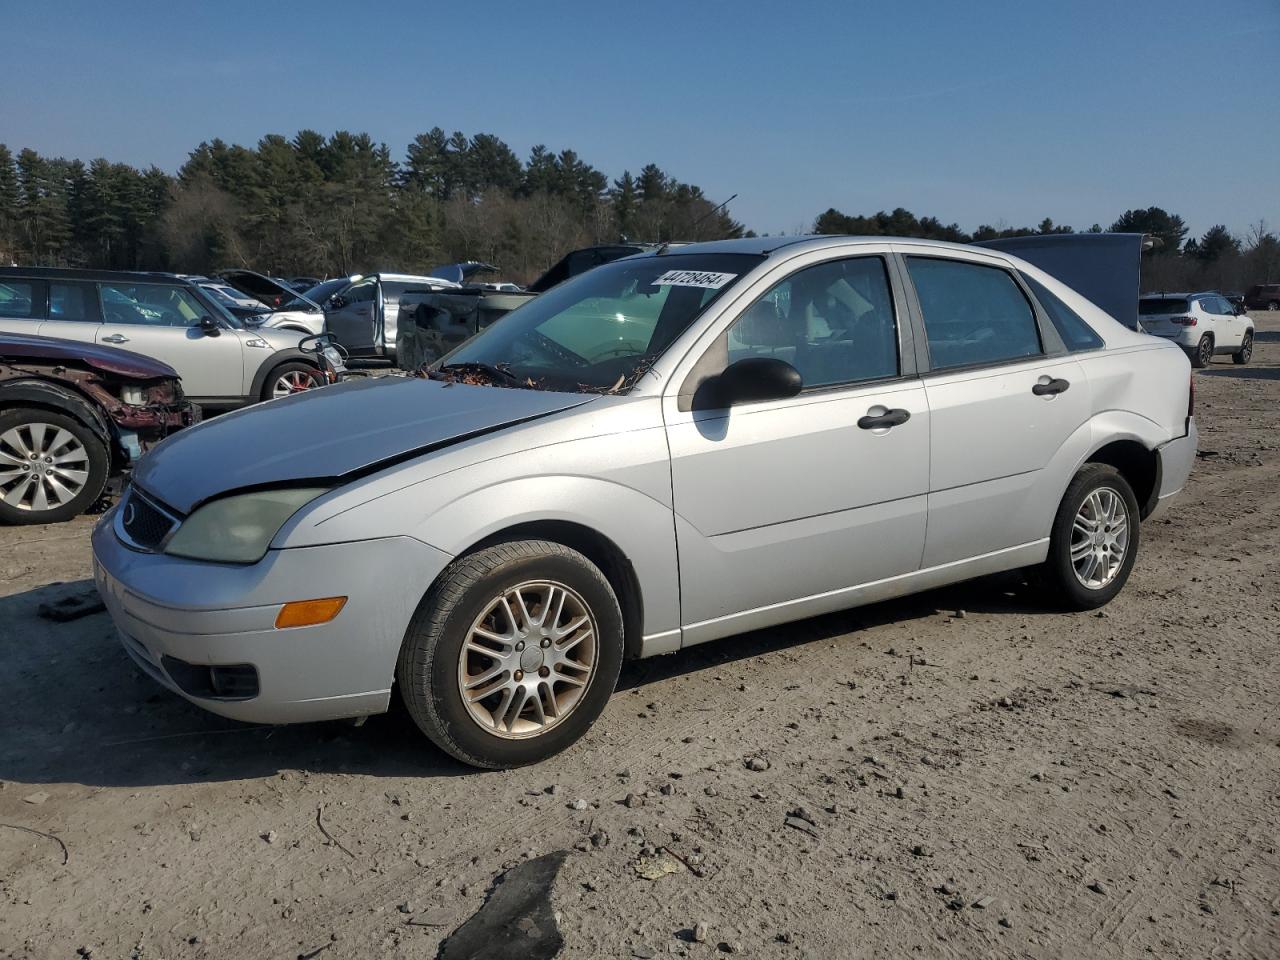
[1034,464,1140,610]
[261,362,323,401]
[396,540,624,768]
[1233,331,1253,365]
[0,409,109,525]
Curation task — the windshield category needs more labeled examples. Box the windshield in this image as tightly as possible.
[1139,297,1190,315]
[303,277,351,307]
[440,253,761,392]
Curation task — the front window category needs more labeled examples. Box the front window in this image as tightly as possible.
[99,282,222,328]
[441,253,761,392]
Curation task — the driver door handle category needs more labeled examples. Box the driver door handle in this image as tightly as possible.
[1032,377,1070,396]
[102,333,130,344]
[858,408,911,430]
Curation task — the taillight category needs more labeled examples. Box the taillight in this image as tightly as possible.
[1171,315,1197,326]
[1188,374,1195,418]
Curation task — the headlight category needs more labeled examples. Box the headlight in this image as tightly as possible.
[164,487,328,563]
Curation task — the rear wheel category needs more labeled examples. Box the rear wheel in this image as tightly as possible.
[1190,335,1213,368]
[0,409,109,525]
[396,540,624,769]
[261,362,322,401]
[1034,464,1140,610]
[1233,331,1253,365]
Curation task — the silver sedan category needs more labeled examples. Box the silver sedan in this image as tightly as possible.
[92,235,1197,768]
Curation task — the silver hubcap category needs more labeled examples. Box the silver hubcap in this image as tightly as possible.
[273,371,317,398]
[0,423,90,512]
[458,580,597,739]
[1070,487,1129,589]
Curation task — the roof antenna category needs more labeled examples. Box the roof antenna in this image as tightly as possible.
[689,193,738,237]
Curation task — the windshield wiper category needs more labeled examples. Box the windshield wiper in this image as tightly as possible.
[435,361,524,386]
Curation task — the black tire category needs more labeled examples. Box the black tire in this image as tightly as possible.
[0,408,109,525]
[1190,334,1213,368]
[396,540,624,769]
[1034,464,1141,611]
[1232,331,1253,365]
[259,362,322,402]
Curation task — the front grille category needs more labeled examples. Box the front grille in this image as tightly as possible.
[120,490,176,550]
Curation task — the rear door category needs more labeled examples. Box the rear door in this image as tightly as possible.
[95,280,245,402]
[900,252,1091,567]
[39,279,103,345]
[0,278,46,335]
[324,276,380,357]
[1207,295,1242,348]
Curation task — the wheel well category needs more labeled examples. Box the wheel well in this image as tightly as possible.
[1087,440,1159,518]
[468,521,645,660]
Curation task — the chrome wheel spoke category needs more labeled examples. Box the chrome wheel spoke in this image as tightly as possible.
[1071,485,1129,590]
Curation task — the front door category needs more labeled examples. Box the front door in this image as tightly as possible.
[901,254,1092,566]
[325,276,381,357]
[665,254,929,647]
[95,280,245,402]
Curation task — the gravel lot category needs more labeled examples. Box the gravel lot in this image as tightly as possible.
[2,315,1278,960]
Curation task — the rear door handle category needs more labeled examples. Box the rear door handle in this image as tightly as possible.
[102,333,130,344]
[1032,377,1070,396]
[858,407,911,430]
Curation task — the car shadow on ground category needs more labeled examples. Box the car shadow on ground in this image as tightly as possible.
[0,572,1037,789]
[1202,365,1280,381]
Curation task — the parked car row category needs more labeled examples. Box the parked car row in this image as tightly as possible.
[88,234,1198,769]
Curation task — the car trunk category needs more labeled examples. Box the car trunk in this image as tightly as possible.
[1138,298,1193,338]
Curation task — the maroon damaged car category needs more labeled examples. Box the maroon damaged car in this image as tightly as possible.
[0,333,196,524]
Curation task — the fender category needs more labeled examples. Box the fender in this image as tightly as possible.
[414,475,681,653]
[0,378,113,444]
[247,348,319,399]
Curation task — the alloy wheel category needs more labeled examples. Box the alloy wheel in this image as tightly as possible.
[0,423,91,513]
[1239,333,1253,362]
[272,370,319,398]
[457,580,598,738]
[1070,487,1129,590]
[1198,338,1212,366]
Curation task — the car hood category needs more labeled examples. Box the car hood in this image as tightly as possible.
[0,332,179,380]
[132,377,597,514]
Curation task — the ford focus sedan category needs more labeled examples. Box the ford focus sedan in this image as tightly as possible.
[92,236,1197,768]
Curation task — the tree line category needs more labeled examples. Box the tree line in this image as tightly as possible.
[2,131,1276,292]
[0,131,745,282]
[815,205,1280,293]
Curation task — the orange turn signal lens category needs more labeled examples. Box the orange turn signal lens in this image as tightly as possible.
[275,596,347,629]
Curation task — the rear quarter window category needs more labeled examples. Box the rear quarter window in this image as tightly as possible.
[1022,274,1104,351]
[0,279,41,319]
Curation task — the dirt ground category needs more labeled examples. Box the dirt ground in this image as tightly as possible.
[2,316,1278,960]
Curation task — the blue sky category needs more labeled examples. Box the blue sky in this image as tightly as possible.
[2,0,1276,240]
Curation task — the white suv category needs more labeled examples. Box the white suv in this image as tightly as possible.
[1138,292,1254,367]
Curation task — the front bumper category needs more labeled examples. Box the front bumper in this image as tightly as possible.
[1148,417,1198,519]
[91,512,452,724]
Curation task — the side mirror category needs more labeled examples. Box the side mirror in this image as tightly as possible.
[198,316,221,336]
[328,294,346,310]
[715,356,803,406]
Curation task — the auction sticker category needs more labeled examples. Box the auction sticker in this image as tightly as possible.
[654,270,737,290]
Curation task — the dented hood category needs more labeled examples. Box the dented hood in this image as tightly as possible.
[0,332,179,380]
[132,377,595,514]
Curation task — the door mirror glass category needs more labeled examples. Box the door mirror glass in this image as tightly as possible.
[715,356,803,407]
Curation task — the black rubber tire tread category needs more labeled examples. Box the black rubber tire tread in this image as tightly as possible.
[258,361,322,402]
[396,539,624,769]
[1190,335,1212,368]
[1034,463,1141,611]
[0,408,109,525]
[1232,331,1253,365]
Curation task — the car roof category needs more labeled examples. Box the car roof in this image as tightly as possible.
[0,266,195,286]
[652,234,992,259]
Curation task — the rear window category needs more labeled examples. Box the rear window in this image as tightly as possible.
[1139,298,1189,315]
